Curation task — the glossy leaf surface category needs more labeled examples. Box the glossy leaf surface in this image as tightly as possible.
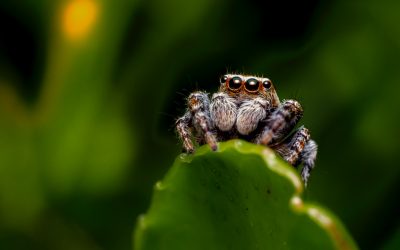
[134,140,357,250]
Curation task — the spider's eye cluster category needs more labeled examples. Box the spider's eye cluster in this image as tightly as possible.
[228,76,242,90]
[222,75,273,93]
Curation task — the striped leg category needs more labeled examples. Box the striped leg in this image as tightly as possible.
[176,112,194,153]
[299,140,318,186]
[188,92,217,151]
[272,126,310,165]
[272,127,317,186]
[192,111,217,151]
[256,100,303,146]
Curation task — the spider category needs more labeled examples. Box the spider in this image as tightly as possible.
[175,74,318,186]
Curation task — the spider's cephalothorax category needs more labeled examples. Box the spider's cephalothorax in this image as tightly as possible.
[175,74,318,186]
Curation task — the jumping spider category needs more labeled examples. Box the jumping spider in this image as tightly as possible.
[175,74,318,186]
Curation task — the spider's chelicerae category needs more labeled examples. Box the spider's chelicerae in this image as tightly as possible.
[175,74,318,186]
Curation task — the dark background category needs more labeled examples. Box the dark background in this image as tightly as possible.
[0,0,399,249]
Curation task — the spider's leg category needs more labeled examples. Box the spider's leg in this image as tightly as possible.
[188,92,218,151]
[271,126,310,165]
[210,92,237,132]
[236,97,270,136]
[299,139,318,186]
[175,112,194,153]
[256,99,303,145]
[272,126,318,186]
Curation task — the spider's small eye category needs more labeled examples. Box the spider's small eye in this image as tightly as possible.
[228,76,242,90]
[220,75,228,84]
[263,79,272,89]
[245,78,260,92]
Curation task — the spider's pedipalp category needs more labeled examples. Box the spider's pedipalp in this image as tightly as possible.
[210,92,237,132]
[256,99,303,145]
[236,97,270,135]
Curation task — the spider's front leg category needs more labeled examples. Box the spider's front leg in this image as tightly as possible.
[176,112,195,153]
[299,139,318,186]
[256,99,318,186]
[256,99,303,145]
[190,92,218,150]
[271,126,318,186]
[272,126,310,165]
[176,91,217,152]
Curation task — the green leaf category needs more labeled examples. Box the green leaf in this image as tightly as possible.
[134,140,358,250]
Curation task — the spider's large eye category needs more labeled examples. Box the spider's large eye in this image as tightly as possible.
[220,75,228,84]
[263,79,272,89]
[245,78,260,92]
[228,76,242,90]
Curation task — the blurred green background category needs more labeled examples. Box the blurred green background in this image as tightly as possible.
[0,0,399,249]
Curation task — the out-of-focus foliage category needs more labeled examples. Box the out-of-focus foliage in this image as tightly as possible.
[135,140,357,250]
[0,0,399,249]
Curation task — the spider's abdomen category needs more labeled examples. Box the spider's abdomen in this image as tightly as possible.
[210,92,237,131]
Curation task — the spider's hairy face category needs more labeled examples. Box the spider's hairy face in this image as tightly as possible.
[219,74,280,107]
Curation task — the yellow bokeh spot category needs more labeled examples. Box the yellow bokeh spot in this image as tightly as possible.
[62,0,98,40]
